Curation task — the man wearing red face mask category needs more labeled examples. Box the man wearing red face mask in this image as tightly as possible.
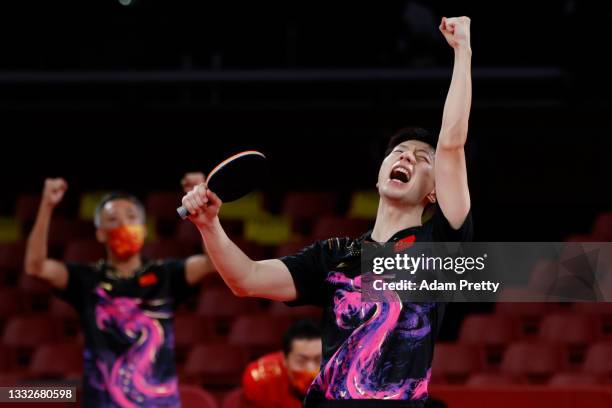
[242,320,322,408]
[24,174,215,408]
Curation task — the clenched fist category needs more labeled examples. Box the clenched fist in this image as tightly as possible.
[439,16,471,51]
[42,178,68,208]
[181,183,223,229]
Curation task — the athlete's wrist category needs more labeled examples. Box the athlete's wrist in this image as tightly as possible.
[454,45,472,59]
[195,216,221,235]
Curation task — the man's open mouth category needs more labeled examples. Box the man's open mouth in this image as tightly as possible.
[389,166,411,183]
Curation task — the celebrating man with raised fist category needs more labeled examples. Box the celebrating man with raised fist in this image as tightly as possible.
[24,174,216,407]
[181,16,473,407]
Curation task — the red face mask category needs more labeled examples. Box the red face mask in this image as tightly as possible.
[107,224,145,260]
[288,369,318,396]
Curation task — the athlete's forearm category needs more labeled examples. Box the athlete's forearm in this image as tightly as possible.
[438,46,472,150]
[197,217,257,296]
[25,202,53,276]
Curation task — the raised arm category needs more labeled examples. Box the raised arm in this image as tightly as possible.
[24,178,69,289]
[435,16,472,229]
[181,183,297,301]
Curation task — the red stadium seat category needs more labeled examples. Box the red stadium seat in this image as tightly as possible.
[29,342,83,379]
[548,372,602,386]
[179,385,219,408]
[228,315,289,358]
[582,342,612,380]
[18,275,52,305]
[0,242,26,282]
[175,221,203,248]
[538,313,597,365]
[175,313,217,347]
[222,387,257,408]
[0,287,26,322]
[49,297,79,338]
[494,291,550,337]
[195,274,225,292]
[572,302,612,339]
[310,216,372,241]
[500,342,563,384]
[197,286,262,320]
[2,315,62,348]
[0,344,17,372]
[49,297,78,321]
[539,313,596,345]
[183,343,248,387]
[0,372,25,387]
[18,273,51,294]
[431,343,480,384]
[458,314,519,368]
[174,313,217,364]
[465,373,517,386]
[459,314,519,345]
[63,239,106,263]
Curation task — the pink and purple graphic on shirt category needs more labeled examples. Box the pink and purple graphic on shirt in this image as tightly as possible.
[92,287,179,407]
[309,272,433,400]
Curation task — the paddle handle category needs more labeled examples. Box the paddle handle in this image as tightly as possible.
[177,206,189,219]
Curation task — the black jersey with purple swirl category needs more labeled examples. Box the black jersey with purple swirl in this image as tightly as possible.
[281,205,473,408]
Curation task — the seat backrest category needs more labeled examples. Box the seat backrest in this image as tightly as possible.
[179,385,219,408]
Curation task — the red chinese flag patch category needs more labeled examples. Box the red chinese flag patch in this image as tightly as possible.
[139,273,158,287]
[394,235,416,252]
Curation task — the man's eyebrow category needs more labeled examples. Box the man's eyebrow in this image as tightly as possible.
[414,148,433,157]
[392,143,433,156]
[393,143,412,151]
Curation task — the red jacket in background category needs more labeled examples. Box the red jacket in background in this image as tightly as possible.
[242,351,303,408]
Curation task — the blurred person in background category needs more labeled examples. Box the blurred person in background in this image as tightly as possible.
[24,173,215,407]
[242,319,322,408]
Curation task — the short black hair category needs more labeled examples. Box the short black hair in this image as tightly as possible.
[283,320,322,356]
[94,192,146,227]
[385,127,437,157]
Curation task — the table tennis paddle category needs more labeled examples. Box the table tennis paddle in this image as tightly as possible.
[177,150,267,219]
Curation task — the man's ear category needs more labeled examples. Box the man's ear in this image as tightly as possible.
[95,228,107,244]
[426,189,437,204]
